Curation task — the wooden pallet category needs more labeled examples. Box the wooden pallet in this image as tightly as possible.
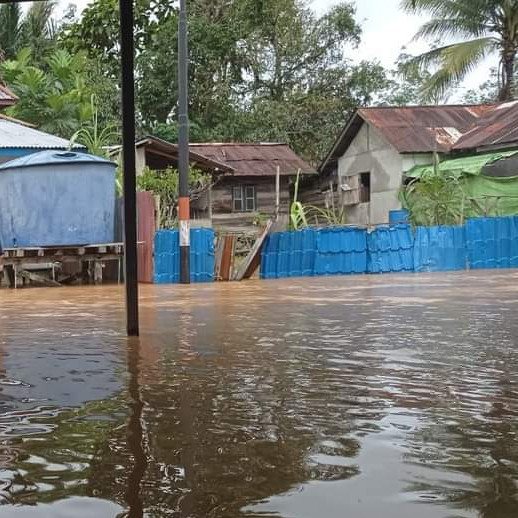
[2,243,125,288]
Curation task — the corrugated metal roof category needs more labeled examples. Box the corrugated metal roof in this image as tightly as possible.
[320,104,495,172]
[0,117,74,150]
[453,101,518,151]
[0,85,18,107]
[131,136,235,174]
[190,143,315,176]
[358,105,488,153]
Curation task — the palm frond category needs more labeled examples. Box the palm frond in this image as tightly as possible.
[0,3,22,60]
[413,17,489,41]
[401,0,491,19]
[404,37,496,101]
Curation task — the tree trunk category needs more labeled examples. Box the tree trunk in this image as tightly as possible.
[499,49,516,101]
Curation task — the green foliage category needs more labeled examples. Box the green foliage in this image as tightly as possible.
[306,205,347,226]
[1,48,93,137]
[137,166,209,228]
[378,53,435,105]
[290,169,308,230]
[402,0,518,102]
[0,1,57,63]
[60,0,389,165]
[70,96,119,158]
[401,172,466,227]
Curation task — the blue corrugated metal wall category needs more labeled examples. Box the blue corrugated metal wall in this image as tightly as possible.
[368,225,414,273]
[414,225,467,272]
[314,228,367,276]
[154,228,214,283]
[261,216,518,280]
[261,229,317,279]
[466,216,518,269]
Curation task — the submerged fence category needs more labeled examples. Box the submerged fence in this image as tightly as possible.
[151,216,518,283]
[260,216,518,279]
[154,229,215,283]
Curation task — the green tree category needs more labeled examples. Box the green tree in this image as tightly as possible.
[402,0,518,102]
[61,0,390,164]
[379,53,435,105]
[0,0,57,63]
[1,48,93,137]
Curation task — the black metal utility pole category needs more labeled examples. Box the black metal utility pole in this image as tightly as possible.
[119,0,139,335]
[178,0,191,284]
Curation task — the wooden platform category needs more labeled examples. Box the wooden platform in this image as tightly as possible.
[2,243,124,288]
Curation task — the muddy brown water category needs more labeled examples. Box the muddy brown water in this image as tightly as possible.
[0,271,517,517]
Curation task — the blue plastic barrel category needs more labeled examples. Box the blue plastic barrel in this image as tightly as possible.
[389,209,409,224]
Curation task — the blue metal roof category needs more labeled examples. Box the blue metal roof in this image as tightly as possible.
[0,150,115,171]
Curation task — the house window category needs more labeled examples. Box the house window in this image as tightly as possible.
[359,172,371,203]
[233,185,256,212]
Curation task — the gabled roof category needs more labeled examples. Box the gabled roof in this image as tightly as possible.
[452,101,518,151]
[109,136,235,174]
[320,105,492,172]
[190,143,316,177]
[0,85,18,108]
[0,115,76,150]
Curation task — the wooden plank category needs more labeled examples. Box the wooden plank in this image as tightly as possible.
[214,235,225,280]
[234,220,272,281]
[19,270,61,287]
[220,235,235,281]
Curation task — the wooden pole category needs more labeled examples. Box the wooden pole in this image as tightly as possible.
[275,166,281,219]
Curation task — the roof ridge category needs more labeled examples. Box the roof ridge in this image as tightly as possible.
[359,103,496,110]
[0,113,35,128]
[190,142,286,146]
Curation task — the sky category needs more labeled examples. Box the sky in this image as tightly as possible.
[64,0,493,99]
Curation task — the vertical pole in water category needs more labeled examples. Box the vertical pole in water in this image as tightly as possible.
[178,0,191,284]
[275,165,281,220]
[119,0,139,335]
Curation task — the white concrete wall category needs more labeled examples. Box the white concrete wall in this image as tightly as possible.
[338,124,404,225]
[402,153,434,173]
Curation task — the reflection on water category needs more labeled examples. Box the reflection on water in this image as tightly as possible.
[0,272,517,517]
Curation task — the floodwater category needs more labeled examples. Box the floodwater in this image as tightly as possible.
[0,271,517,518]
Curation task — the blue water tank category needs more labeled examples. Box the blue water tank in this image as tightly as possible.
[389,209,409,224]
[0,151,116,247]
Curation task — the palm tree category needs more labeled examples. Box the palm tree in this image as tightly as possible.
[402,0,518,101]
[0,1,56,63]
[0,3,22,61]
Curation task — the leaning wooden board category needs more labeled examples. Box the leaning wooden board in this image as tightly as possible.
[233,220,273,281]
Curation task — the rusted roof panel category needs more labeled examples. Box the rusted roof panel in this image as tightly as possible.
[190,143,315,176]
[320,104,501,172]
[453,101,518,151]
[0,85,18,107]
[357,105,490,153]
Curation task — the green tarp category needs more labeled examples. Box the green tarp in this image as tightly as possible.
[407,151,518,178]
[406,151,518,217]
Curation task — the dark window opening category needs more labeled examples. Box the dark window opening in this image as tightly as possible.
[360,172,371,203]
[233,185,256,212]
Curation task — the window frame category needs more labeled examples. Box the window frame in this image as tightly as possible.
[232,185,256,212]
[359,172,371,203]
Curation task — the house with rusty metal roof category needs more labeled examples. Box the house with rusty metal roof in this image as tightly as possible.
[312,102,518,225]
[190,143,315,231]
[0,85,18,109]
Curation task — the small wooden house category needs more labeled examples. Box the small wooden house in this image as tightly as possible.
[190,143,315,231]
